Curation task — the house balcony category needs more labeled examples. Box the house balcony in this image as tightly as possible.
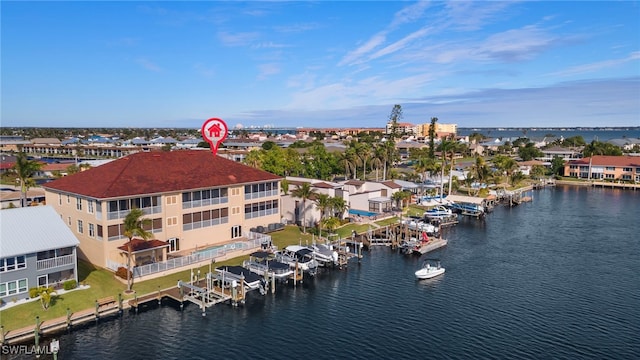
[37,254,75,271]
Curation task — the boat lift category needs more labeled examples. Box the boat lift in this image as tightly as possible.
[176,265,266,316]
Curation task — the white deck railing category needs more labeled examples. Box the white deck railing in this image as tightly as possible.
[107,232,272,279]
[37,254,75,271]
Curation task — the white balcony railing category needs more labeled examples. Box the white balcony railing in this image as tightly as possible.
[37,254,75,271]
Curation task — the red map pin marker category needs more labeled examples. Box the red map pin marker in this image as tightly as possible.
[201,117,229,156]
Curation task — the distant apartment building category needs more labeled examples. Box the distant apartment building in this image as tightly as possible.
[415,123,458,138]
[536,146,583,165]
[296,127,385,139]
[564,155,640,181]
[386,122,417,136]
[1,206,79,302]
[42,150,282,271]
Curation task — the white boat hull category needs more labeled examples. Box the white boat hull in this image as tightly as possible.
[415,266,445,279]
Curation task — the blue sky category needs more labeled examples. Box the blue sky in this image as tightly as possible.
[2,1,639,129]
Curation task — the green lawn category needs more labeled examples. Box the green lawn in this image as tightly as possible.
[0,225,308,332]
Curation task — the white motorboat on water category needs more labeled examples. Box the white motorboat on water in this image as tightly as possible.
[424,205,453,219]
[274,245,319,274]
[415,259,445,279]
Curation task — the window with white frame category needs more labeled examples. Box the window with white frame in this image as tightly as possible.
[0,279,28,297]
[76,197,82,211]
[231,225,242,238]
[78,220,84,234]
[89,223,95,237]
[0,256,27,272]
[88,200,94,214]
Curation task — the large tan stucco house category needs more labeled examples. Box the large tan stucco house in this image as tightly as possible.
[42,150,281,272]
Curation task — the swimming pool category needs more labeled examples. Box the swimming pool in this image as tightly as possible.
[348,209,378,217]
[192,242,244,257]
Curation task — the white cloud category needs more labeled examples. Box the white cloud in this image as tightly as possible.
[217,31,260,46]
[193,63,215,78]
[135,57,162,72]
[252,42,290,49]
[548,52,640,77]
[339,32,388,66]
[257,63,280,80]
[370,27,431,60]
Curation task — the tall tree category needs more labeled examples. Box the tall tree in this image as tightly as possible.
[12,152,43,207]
[291,183,316,234]
[314,193,331,220]
[550,156,565,176]
[428,117,438,159]
[437,136,461,196]
[329,196,348,219]
[388,104,403,140]
[123,208,153,292]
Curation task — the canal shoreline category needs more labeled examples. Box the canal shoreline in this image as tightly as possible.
[1,180,637,347]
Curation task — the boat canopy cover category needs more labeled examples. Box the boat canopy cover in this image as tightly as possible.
[269,261,290,270]
[445,194,485,205]
[295,248,314,256]
[250,251,272,258]
[218,266,263,283]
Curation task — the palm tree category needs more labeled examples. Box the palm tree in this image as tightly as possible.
[329,196,348,219]
[280,178,289,195]
[321,217,341,237]
[337,151,355,180]
[12,152,43,207]
[123,208,153,292]
[291,183,316,233]
[357,143,372,180]
[36,286,56,310]
[437,137,458,196]
[371,146,385,181]
[243,149,263,168]
[314,193,331,220]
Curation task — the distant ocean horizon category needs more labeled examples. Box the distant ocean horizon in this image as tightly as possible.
[457,127,640,142]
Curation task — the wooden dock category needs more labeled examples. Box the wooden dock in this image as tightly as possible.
[414,238,448,255]
[1,296,124,346]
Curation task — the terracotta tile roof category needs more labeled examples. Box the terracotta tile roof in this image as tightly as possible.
[569,155,640,167]
[42,163,73,171]
[518,160,545,166]
[344,180,365,186]
[312,182,335,189]
[117,239,169,252]
[43,150,281,199]
[382,180,402,189]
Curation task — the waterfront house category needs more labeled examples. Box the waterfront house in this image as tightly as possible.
[41,150,282,274]
[340,179,402,214]
[0,206,80,303]
[280,177,349,228]
[536,146,583,165]
[564,155,640,182]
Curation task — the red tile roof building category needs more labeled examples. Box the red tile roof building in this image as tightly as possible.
[42,150,282,270]
[564,155,640,181]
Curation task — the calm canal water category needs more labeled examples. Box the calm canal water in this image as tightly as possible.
[21,186,640,359]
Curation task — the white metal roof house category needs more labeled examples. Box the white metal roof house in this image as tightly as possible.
[0,206,80,303]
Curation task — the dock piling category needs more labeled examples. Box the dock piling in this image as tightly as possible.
[66,308,72,328]
[34,316,40,358]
